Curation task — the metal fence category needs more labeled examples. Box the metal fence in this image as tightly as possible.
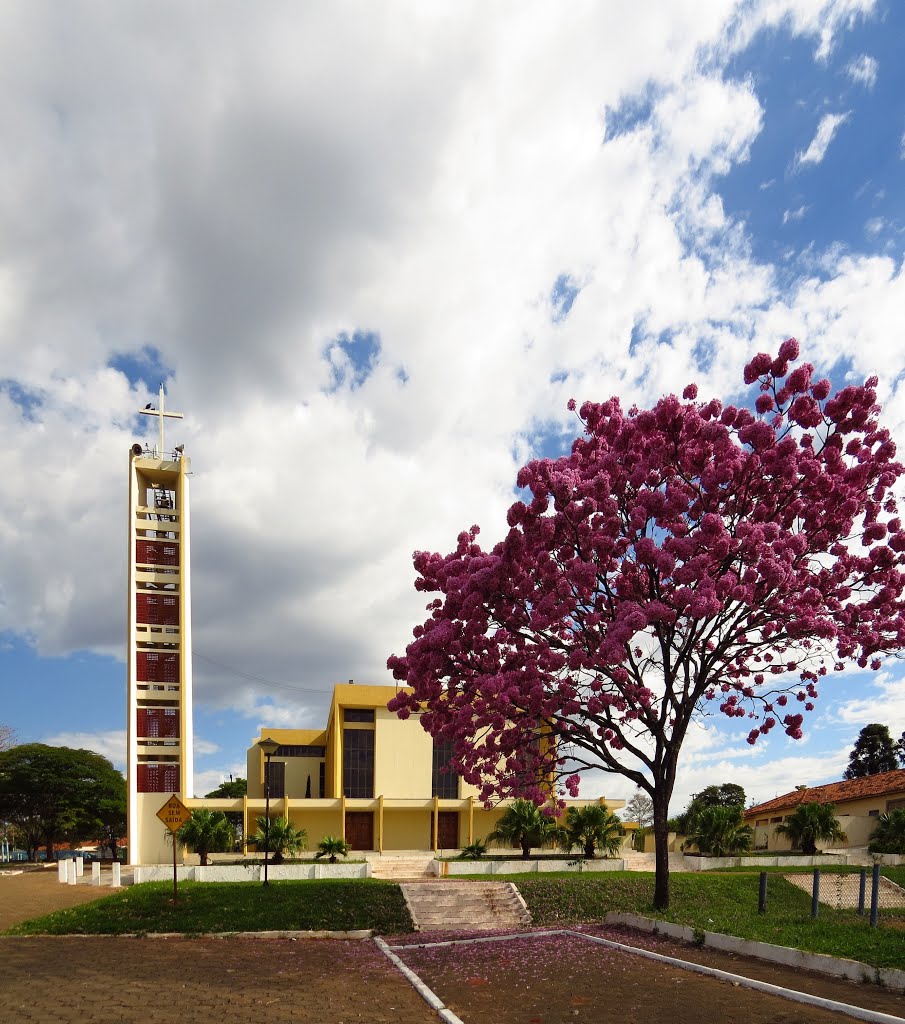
[764,866,905,926]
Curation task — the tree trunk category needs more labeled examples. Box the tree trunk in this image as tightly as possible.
[652,791,671,910]
[200,849,209,866]
[521,839,531,859]
[584,840,595,859]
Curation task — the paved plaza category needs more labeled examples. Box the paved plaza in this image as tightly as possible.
[2,869,904,1024]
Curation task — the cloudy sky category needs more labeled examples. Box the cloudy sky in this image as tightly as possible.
[2,0,905,812]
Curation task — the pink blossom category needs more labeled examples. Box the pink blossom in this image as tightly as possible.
[388,341,905,908]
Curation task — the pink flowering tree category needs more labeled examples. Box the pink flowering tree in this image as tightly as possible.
[388,341,905,908]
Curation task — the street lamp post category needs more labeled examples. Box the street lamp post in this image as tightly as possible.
[257,737,280,886]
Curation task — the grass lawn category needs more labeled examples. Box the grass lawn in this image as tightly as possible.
[504,869,905,970]
[6,868,905,972]
[4,879,414,937]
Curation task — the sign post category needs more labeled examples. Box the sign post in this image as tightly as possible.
[156,795,191,902]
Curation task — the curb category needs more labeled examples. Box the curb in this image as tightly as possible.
[605,912,905,992]
[374,936,464,1024]
[1,929,374,940]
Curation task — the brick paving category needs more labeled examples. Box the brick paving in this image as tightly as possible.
[3,869,904,1023]
[0,870,436,1024]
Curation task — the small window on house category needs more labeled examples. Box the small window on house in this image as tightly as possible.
[868,809,880,817]
[344,708,375,723]
[770,817,782,823]
[755,819,767,827]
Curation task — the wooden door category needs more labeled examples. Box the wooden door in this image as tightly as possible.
[435,811,459,850]
[345,811,374,851]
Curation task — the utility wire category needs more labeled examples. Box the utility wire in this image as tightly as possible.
[191,651,333,695]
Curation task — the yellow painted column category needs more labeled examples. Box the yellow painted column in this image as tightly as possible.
[242,795,249,855]
[432,795,439,853]
[378,795,384,853]
[468,796,474,845]
[340,794,347,840]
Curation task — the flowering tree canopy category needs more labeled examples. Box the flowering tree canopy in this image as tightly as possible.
[388,341,905,906]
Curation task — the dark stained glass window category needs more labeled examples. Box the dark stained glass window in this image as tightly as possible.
[432,739,459,799]
[343,729,374,798]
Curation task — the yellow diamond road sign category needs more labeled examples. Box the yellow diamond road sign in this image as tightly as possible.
[157,795,191,832]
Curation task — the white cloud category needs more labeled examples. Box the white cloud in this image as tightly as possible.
[194,736,220,757]
[783,204,810,223]
[1,0,900,798]
[41,730,126,771]
[844,54,878,87]
[194,763,247,798]
[834,672,905,740]
[793,111,850,169]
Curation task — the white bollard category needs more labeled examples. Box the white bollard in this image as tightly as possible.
[67,858,77,885]
[92,862,101,885]
[58,859,67,883]
[111,861,121,887]
[76,856,84,877]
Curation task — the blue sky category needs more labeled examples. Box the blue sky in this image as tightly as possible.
[2,0,905,811]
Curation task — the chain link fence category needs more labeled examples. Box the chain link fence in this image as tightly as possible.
[772,868,905,923]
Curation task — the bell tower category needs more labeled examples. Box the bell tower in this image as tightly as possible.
[126,386,193,864]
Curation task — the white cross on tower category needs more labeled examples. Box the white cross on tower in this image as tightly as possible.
[139,384,184,457]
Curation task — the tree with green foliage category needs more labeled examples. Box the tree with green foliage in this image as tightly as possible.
[868,809,905,855]
[560,804,624,858]
[0,744,126,861]
[176,809,235,866]
[674,783,746,835]
[844,724,900,779]
[774,802,846,855]
[315,835,352,863]
[204,777,246,842]
[252,815,307,864]
[681,805,752,857]
[487,799,565,859]
[205,778,247,799]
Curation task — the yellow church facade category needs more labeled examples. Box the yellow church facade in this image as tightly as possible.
[240,682,624,854]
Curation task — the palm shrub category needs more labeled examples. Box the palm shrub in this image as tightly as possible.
[560,804,624,859]
[774,802,846,855]
[315,835,352,863]
[681,805,752,857]
[457,838,488,860]
[176,809,235,866]
[252,816,307,864]
[487,799,565,859]
[868,808,905,855]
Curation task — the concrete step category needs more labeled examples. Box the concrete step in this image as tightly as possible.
[369,856,436,880]
[400,881,531,931]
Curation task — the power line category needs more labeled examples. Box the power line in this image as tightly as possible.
[191,651,333,695]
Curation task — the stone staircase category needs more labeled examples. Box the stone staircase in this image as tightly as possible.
[623,851,690,872]
[368,854,436,880]
[400,881,532,931]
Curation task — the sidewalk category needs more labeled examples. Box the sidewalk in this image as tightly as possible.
[0,868,120,932]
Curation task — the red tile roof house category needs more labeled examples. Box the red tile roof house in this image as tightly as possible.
[744,769,905,851]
